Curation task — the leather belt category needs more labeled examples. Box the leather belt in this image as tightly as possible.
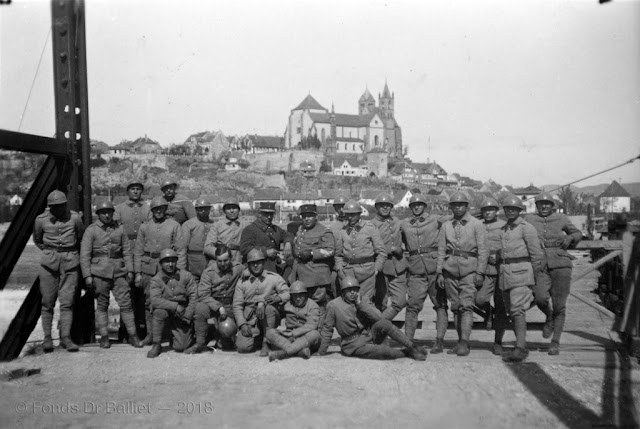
[44,245,76,252]
[227,244,240,251]
[144,251,161,258]
[446,249,478,258]
[187,250,203,255]
[212,296,233,305]
[93,251,124,259]
[541,242,560,249]
[502,257,531,264]
[127,234,138,240]
[344,256,375,265]
[341,330,363,342]
[409,247,437,256]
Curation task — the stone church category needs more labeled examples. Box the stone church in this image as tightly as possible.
[284,82,403,159]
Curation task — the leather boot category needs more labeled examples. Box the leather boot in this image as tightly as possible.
[513,313,527,350]
[492,343,503,356]
[551,312,566,345]
[503,347,529,363]
[540,302,554,339]
[128,335,143,348]
[404,345,427,361]
[260,337,271,357]
[548,341,560,356]
[484,304,493,330]
[435,308,448,340]
[268,350,287,362]
[99,335,111,349]
[404,311,418,341]
[447,313,461,354]
[431,338,444,354]
[142,313,154,346]
[120,311,140,345]
[59,310,74,343]
[42,338,54,353]
[60,337,79,352]
[184,342,207,354]
[147,343,161,358]
[456,340,470,356]
[298,347,311,359]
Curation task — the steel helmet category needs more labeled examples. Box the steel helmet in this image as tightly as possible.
[149,197,169,210]
[95,200,115,212]
[409,194,427,206]
[247,248,265,263]
[341,276,360,290]
[289,281,308,294]
[218,318,238,338]
[502,195,525,210]
[194,197,212,208]
[342,200,363,214]
[126,181,144,191]
[481,198,500,210]
[375,193,394,206]
[47,190,67,206]
[222,198,240,210]
[159,248,178,261]
[333,195,349,206]
[160,179,178,190]
[449,191,469,204]
[535,192,555,206]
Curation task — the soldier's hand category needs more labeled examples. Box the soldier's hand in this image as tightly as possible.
[84,276,94,289]
[436,274,445,289]
[299,249,313,262]
[240,324,253,337]
[256,302,265,320]
[282,243,292,259]
[126,272,134,284]
[265,295,281,305]
[559,236,573,250]
[134,274,142,288]
[373,269,379,278]
[488,255,497,266]
[241,268,251,280]
[474,273,484,288]
[266,248,278,258]
[281,330,292,338]
[355,294,362,306]
[176,305,186,317]
[218,307,227,320]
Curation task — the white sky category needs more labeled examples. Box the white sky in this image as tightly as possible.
[1,0,639,187]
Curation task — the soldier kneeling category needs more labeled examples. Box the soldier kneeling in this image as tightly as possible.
[266,281,321,361]
[318,276,426,361]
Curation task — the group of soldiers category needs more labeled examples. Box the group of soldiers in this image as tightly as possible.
[34,179,582,363]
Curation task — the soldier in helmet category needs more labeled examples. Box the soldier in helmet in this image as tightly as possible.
[133,197,186,345]
[179,197,214,282]
[113,180,150,341]
[525,192,582,355]
[476,198,507,346]
[436,191,488,356]
[147,249,198,358]
[240,202,293,275]
[318,276,426,361]
[232,248,290,355]
[399,193,449,353]
[290,204,334,327]
[160,179,196,225]
[204,197,248,268]
[334,200,386,306]
[80,200,142,349]
[33,190,85,352]
[499,196,543,362]
[266,281,322,361]
[187,244,244,353]
[371,193,408,319]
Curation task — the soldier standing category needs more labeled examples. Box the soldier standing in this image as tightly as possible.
[113,180,150,341]
[318,276,426,361]
[436,192,488,357]
[266,281,322,361]
[290,204,335,328]
[525,192,582,355]
[187,244,243,353]
[475,198,507,354]
[160,179,196,225]
[334,200,386,306]
[233,249,290,355]
[80,201,142,349]
[133,197,186,345]
[147,249,198,358]
[399,194,448,352]
[180,197,213,282]
[204,198,247,268]
[33,190,85,352]
[499,196,543,363]
[328,195,349,298]
[371,193,408,320]
[240,202,293,275]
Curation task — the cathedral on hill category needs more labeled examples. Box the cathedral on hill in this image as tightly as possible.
[284,82,403,159]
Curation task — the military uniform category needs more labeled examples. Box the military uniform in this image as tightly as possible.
[232,271,290,353]
[240,217,293,273]
[80,219,137,339]
[327,215,347,297]
[525,211,582,346]
[334,220,386,304]
[149,269,198,351]
[399,214,447,341]
[290,222,335,327]
[476,218,507,333]
[180,216,214,281]
[33,207,85,347]
[162,194,196,225]
[203,218,248,267]
[266,299,322,357]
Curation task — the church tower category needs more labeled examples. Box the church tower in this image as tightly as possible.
[359,88,376,115]
[378,80,394,119]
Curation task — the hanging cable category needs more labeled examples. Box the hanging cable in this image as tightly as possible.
[18,29,51,132]
[548,153,640,193]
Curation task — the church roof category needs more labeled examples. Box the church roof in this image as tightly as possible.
[382,81,391,98]
[599,180,630,198]
[335,113,376,127]
[359,88,375,102]
[293,94,326,111]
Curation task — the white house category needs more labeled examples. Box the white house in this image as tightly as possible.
[599,180,631,213]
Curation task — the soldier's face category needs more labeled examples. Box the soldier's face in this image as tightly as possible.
[224,205,240,220]
[97,209,114,224]
[49,203,67,219]
[216,253,231,272]
[290,293,308,308]
[376,203,393,217]
[260,211,274,225]
[301,212,317,229]
[151,206,167,221]
[127,185,143,201]
[504,207,521,221]
[342,287,359,304]
[346,212,360,226]
[248,260,264,277]
[333,204,345,217]
[196,207,211,222]
[482,207,498,222]
[450,202,468,218]
[536,201,554,217]
[410,203,425,217]
[162,185,176,198]
[160,257,178,274]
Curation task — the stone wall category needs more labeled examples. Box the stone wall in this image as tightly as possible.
[245,150,325,173]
